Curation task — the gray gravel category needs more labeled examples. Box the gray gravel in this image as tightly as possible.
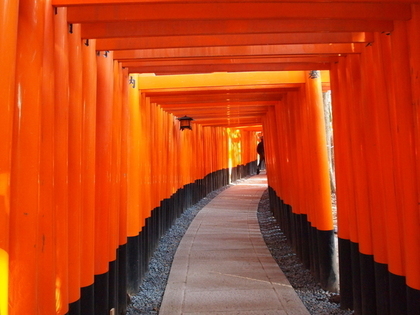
[257,189,353,315]
[126,184,354,315]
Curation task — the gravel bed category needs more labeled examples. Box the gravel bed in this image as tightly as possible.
[257,189,353,315]
[127,184,354,315]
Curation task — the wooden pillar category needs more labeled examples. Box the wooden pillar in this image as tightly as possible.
[126,74,141,294]
[291,93,311,268]
[330,60,354,310]
[140,94,152,279]
[140,94,152,226]
[38,3,56,314]
[262,108,278,192]
[361,33,394,315]
[0,0,19,309]
[68,23,83,315]
[304,71,337,292]
[118,66,129,315]
[9,0,46,313]
[80,38,97,314]
[53,8,71,314]
[407,4,420,311]
[107,60,123,314]
[348,53,379,314]
[94,50,114,314]
[390,19,419,315]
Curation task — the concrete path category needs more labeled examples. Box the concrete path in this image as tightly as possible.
[160,174,310,315]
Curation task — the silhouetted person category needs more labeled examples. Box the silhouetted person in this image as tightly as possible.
[256,137,264,174]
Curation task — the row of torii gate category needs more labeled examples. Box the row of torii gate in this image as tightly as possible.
[1,1,420,315]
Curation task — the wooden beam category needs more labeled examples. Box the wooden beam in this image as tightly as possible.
[145,86,292,96]
[53,0,420,6]
[80,19,394,39]
[142,85,301,95]
[136,71,307,90]
[113,44,361,60]
[156,101,277,109]
[168,109,268,116]
[195,119,264,127]
[67,3,411,23]
[96,32,373,50]
[121,56,339,68]
[125,63,331,74]
[148,92,286,104]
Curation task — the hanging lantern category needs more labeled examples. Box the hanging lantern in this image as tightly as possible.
[178,115,193,131]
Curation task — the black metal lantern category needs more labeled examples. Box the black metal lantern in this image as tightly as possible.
[178,115,193,131]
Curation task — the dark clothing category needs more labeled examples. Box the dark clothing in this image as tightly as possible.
[257,141,264,156]
[257,140,264,174]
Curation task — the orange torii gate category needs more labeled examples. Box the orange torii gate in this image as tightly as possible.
[1,0,420,315]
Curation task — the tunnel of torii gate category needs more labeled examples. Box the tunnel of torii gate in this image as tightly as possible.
[1,0,420,315]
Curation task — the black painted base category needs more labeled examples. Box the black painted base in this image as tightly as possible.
[126,235,140,295]
[337,241,420,315]
[94,272,109,315]
[118,245,127,314]
[267,186,338,293]
[300,214,310,269]
[389,272,407,315]
[359,253,376,314]
[80,284,94,315]
[317,229,338,292]
[338,238,353,310]
[350,241,362,314]
[407,286,420,315]
[374,261,390,315]
[108,259,118,313]
[68,299,80,315]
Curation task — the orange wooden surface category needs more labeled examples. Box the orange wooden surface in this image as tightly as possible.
[139,93,150,228]
[53,0,420,5]
[408,4,420,290]
[330,62,352,243]
[342,59,360,245]
[262,109,276,192]
[289,96,304,215]
[113,44,362,62]
[109,60,123,260]
[96,32,372,51]
[38,3,56,314]
[274,101,291,206]
[0,1,19,314]
[82,19,393,41]
[348,54,374,255]
[390,19,420,290]
[81,38,97,289]
[68,23,83,304]
[119,67,129,245]
[67,2,410,23]
[141,96,153,222]
[304,72,333,231]
[9,0,46,313]
[53,8,70,313]
[379,31,406,277]
[359,35,389,264]
[95,50,114,275]
[156,106,165,204]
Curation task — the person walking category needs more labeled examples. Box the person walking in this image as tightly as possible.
[256,137,264,174]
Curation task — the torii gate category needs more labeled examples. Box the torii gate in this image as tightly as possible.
[1,1,419,315]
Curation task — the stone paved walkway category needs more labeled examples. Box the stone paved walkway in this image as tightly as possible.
[160,174,310,315]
